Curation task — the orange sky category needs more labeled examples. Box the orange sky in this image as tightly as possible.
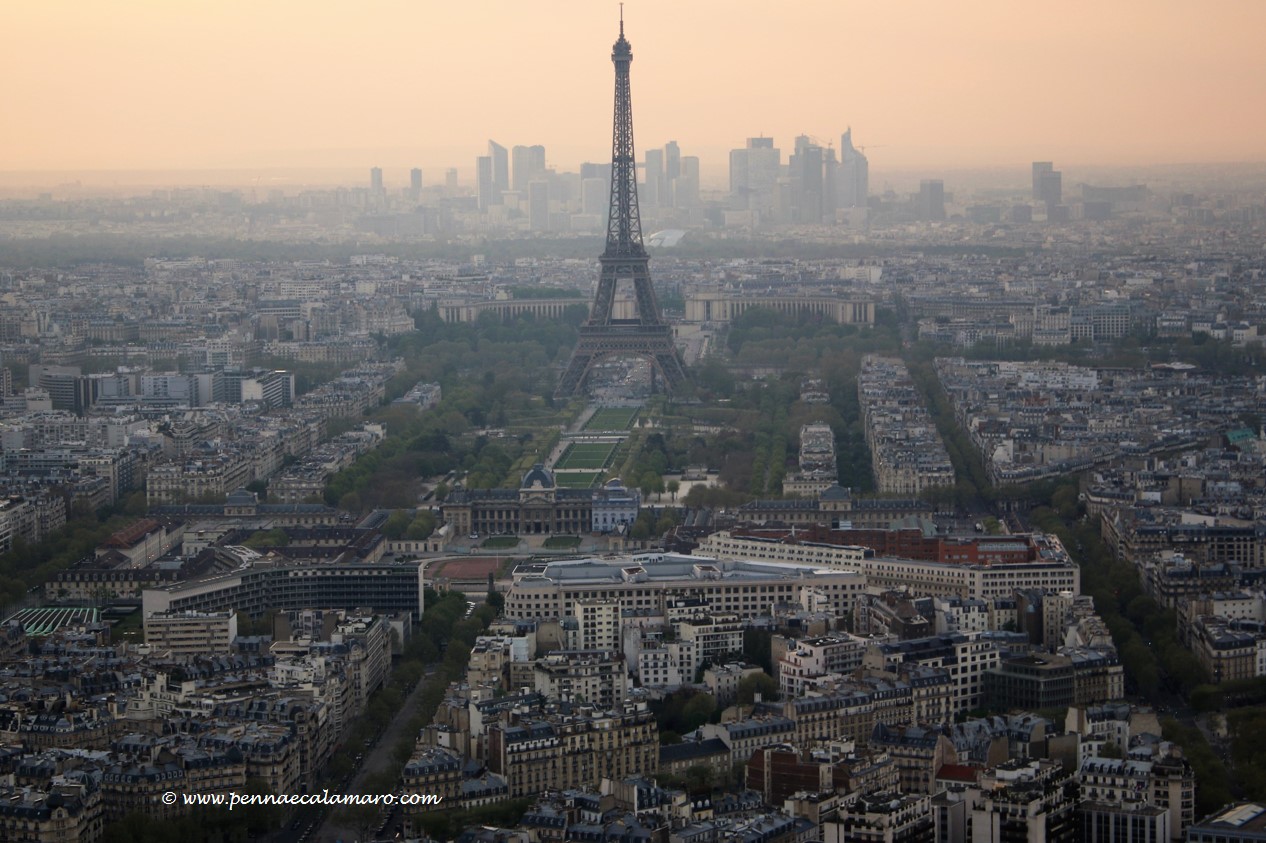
[4,0,1264,183]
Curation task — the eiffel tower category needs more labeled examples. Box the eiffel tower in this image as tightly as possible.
[555,14,689,398]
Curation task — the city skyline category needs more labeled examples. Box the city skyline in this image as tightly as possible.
[4,0,1266,186]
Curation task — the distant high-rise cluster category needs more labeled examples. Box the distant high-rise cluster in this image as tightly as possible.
[472,136,699,232]
[365,166,426,202]
[728,129,869,226]
[640,140,699,212]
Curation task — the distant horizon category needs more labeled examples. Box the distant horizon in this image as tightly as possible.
[4,158,1265,198]
[5,0,1265,188]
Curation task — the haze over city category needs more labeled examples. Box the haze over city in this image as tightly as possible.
[5,0,1266,188]
[8,0,1266,842]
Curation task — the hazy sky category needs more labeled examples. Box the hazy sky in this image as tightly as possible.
[5,0,1265,183]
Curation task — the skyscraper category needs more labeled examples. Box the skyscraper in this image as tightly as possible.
[1032,162,1053,199]
[917,179,946,221]
[791,135,824,223]
[512,144,546,193]
[822,146,838,220]
[488,140,509,201]
[839,128,869,208]
[528,180,550,231]
[677,156,700,208]
[664,140,680,207]
[1033,161,1063,211]
[580,162,612,216]
[370,167,383,192]
[729,148,749,201]
[476,156,494,211]
[643,147,664,210]
[409,168,423,198]
[729,137,780,220]
[664,141,680,181]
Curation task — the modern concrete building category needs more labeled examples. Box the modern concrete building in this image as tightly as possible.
[504,555,866,622]
[143,609,237,656]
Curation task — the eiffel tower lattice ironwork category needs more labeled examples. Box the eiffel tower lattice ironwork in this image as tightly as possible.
[555,15,689,398]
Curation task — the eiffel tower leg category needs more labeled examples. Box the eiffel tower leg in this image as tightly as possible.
[556,349,595,399]
[655,351,688,393]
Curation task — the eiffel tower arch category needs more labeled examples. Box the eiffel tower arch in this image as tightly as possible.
[556,16,689,399]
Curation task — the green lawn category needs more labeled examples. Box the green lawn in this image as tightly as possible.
[584,407,639,431]
[555,471,604,489]
[481,536,521,549]
[542,535,583,549]
[555,442,619,470]
[110,610,143,643]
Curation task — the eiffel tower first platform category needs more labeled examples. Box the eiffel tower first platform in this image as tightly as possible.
[555,16,689,399]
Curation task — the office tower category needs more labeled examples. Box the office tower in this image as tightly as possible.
[476,156,495,211]
[791,135,824,223]
[409,168,422,198]
[840,128,869,208]
[918,179,946,221]
[512,144,546,193]
[664,140,680,207]
[582,177,608,216]
[580,162,611,181]
[1033,161,1063,219]
[370,167,383,192]
[528,180,550,231]
[677,156,700,207]
[729,137,780,218]
[1032,162,1054,200]
[643,148,664,209]
[488,140,509,200]
[729,148,750,200]
[1040,170,1062,206]
[445,168,458,192]
[556,16,688,397]
[822,146,839,219]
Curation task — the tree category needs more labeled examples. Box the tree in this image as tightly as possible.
[742,627,773,673]
[381,509,414,539]
[684,764,714,794]
[486,572,504,614]
[243,528,289,549]
[737,672,779,705]
[666,479,680,501]
[681,693,717,732]
[1100,741,1124,759]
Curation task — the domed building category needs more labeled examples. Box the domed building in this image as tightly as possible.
[441,464,621,537]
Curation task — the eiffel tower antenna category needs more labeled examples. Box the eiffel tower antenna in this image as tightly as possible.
[556,15,689,398]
